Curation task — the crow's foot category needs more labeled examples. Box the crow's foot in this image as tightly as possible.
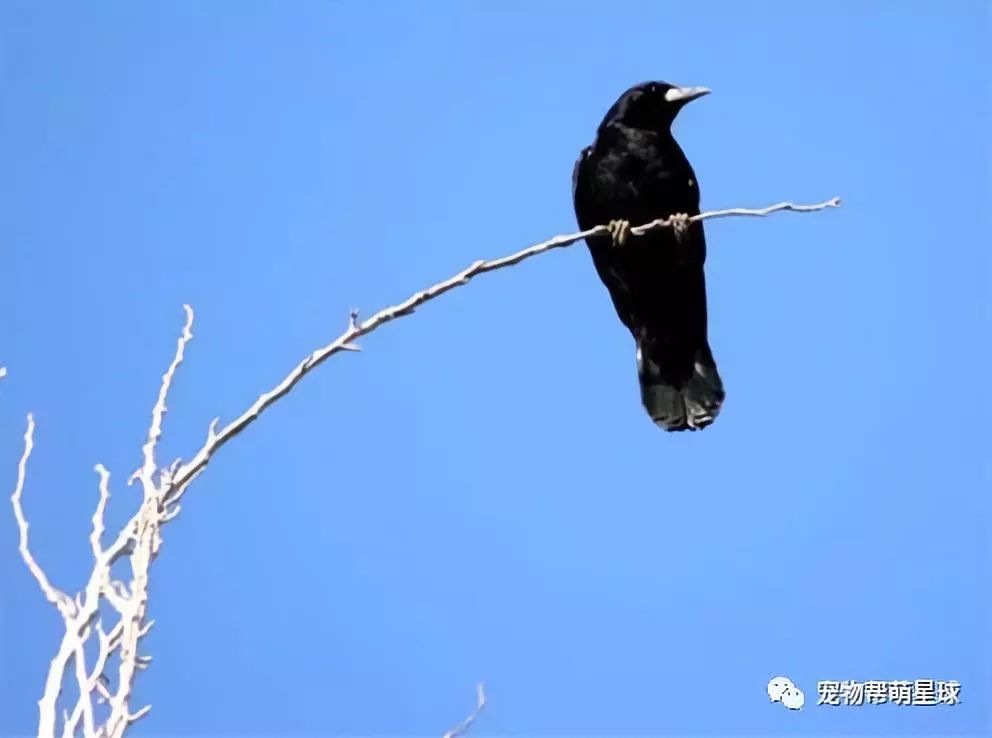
[670,213,691,243]
[607,219,631,248]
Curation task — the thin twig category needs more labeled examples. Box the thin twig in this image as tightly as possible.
[631,197,841,234]
[442,683,487,738]
[10,414,73,616]
[132,304,194,493]
[166,197,840,504]
[91,465,111,559]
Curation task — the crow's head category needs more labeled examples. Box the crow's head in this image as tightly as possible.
[599,81,710,133]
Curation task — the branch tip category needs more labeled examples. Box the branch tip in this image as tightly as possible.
[442,683,487,738]
[128,704,152,723]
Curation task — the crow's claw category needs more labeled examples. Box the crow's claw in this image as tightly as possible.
[670,213,691,243]
[607,219,631,248]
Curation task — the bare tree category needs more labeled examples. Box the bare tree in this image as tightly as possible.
[6,198,840,738]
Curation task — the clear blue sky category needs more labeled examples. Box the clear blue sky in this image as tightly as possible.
[2,2,989,736]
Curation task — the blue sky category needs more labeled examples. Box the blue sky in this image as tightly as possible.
[1,2,989,736]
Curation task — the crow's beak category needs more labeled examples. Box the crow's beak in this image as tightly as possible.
[664,85,711,104]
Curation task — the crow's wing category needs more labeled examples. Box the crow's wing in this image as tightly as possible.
[572,146,640,336]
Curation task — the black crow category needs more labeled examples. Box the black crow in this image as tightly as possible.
[572,81,724,431]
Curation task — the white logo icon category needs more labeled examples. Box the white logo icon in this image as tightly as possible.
[768,676,805,710]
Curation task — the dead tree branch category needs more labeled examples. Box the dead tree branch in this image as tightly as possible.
[163,196,841,507]
[8,197,840,738]
[443,684,487,738]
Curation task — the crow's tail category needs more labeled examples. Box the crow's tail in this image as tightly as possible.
[636,339,725,432]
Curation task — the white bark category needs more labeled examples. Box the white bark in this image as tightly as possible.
[6,197,841,737]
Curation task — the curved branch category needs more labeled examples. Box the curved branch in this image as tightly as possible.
[442,683,486,738]
[11,414,73,616]
[9,196,840,737]
[166,197,841,503]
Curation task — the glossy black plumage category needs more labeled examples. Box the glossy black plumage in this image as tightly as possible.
[572,81,724,431]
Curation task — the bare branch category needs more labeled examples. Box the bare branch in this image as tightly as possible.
[9,197,838,738]
[442,683,487,738]
[71,638,96,738]
[128,704,152,723]
[134,303,194,494]
[95,677,112,704]
[631,197,842,235]
[89,621,123,692]
[91,464,111,560]
[167,197,840,504]
[10,414,74,617]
